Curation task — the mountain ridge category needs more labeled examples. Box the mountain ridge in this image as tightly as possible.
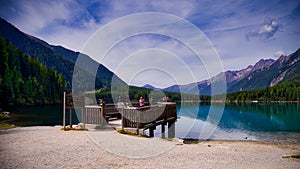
[164,49,300,95]
[228,48,300,93]
[0,18,124,91]
[142,84,158,90]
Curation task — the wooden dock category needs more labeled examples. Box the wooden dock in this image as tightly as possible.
[122,102,177,137]
[63,92,177,137]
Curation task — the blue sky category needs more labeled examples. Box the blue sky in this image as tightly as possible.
[0,0,300,88]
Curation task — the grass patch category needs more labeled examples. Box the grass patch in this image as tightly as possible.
[282,154,300,159]
[0,123,16,130]
[0,113,10,120]
[117,129,148,138]
[60,126,85,131]
[183,138,200,144]
[0,114,14,130]
[291,155,300,159]
[162,138,174,141]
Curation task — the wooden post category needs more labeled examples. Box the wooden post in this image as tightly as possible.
[63,92,66,129]
[82,95,85,130]
[161,123,165,138]
[136,114,140,135]
[149,126,155,137]
[168,121,175,138]
[99,99,105,126]
[82,107,85,130]
[121,107,124,131]
[69,108,72,128]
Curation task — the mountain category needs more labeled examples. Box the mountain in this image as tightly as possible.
[224,59,274,85]
[164,80,210,95]
[142,84,158,90]
[0,18,124,91]
[164,49,300,95]
[228,48,300,93]
[164,59,275,95]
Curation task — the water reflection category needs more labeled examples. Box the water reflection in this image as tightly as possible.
[224,102,300,132]
[176,102,300,141]
[5,105,79,127]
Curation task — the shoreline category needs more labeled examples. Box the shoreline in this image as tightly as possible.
[179,100,300,103]
[1,126,299,168]
[2,125,300,143]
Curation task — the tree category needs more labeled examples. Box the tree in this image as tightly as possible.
[0,36,66,106]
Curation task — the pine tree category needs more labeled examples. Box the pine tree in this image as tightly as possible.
[0,36,66,106]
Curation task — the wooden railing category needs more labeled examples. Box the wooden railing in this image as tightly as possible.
[63,92,177,136]
[122,102,177,130]
[84,105,104,125]
[82,102,177,133]
[83,103,120,127]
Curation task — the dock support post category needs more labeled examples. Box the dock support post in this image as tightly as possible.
[168,121,175,138]
[81,94,85,130]
[69,108,72,128]
[161,123,165,138]
[121,108,124,131]
[149,126,155,137]
[63,92,66,129]
[99,99,105,126]
[82,107,85,130]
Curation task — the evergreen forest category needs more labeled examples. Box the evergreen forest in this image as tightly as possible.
[226,80,300,102]
[0,36,66,106]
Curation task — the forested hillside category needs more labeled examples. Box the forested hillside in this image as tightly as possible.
[0,18,123,91]
[226,80,300,102]
[0,36,66,106]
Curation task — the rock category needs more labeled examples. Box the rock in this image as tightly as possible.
[2,111,10,115]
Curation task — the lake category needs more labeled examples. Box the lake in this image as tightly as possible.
[172,102,300,142]
[4,102,300,142]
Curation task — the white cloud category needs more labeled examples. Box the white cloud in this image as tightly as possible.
[246,18,282,40]
[0,0,99,50]
[80,13,219,87]
[112,48,203,88]
[99,0,198,22]
[3,0,77,33]
[102,36,210,87]
[1,0,300,87]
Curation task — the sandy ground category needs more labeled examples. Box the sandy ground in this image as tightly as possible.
[0,126,299,169]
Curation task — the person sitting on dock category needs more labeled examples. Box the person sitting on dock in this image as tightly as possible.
[139,96,145,107]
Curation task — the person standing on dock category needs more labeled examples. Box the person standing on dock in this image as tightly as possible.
[139,96,145,107]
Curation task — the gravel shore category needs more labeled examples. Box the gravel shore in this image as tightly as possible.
[0,126,299,169]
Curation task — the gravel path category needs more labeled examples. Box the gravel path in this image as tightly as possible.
[0,126,299,169]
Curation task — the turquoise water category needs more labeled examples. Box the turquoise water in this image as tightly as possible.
[178,102,300,132]
[5,103,300,141]
[173,102,300,141]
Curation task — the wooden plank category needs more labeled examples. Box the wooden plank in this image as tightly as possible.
[69,108,72,128]
[63,92,66,129]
